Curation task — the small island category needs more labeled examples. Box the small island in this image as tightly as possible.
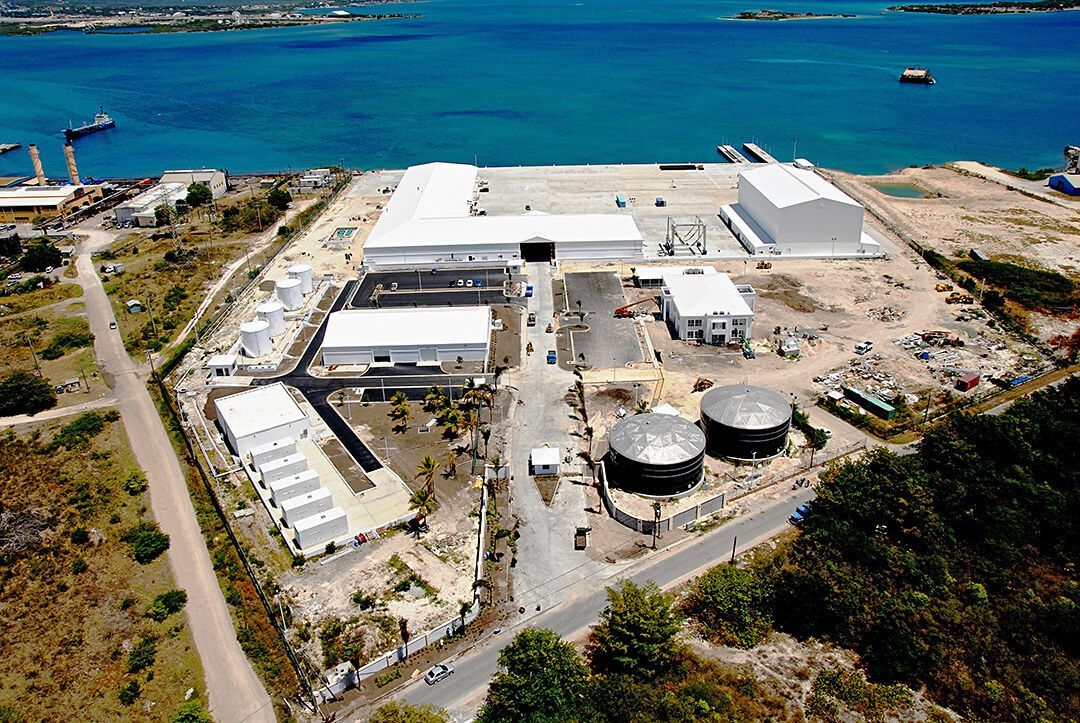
[889,0,1080,14]
[728,9,856,20]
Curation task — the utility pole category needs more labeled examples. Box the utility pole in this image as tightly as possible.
[24,333,41,376]
[731,535,738,563]
[146,350,157,379]
[146,296,158,337]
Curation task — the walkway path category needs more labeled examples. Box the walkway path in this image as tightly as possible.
[72,250,274,722]
[0,395,117,428]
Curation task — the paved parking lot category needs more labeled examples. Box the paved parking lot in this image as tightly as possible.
[563,272,644,368]
[351,267,519,308]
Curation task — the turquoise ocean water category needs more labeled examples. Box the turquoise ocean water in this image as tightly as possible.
[1,0,1077,178]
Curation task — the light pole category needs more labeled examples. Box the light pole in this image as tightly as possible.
[652,501,662,550]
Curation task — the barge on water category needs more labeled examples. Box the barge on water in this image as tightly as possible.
[899,67,935,84]
[63,106,116,140]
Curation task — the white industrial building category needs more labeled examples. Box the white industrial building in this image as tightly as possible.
[661,273,756,344]
[720,164,880,257]
[362,162,644,268]
[114,182,188,227]
[159,169,229,198]
[214,383,311,457]
[636,265,717,288]
[321,306,491,366]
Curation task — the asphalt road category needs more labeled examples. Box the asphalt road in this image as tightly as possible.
[563,271,644,368]
[397,486,815,717]
[74,252,275,722]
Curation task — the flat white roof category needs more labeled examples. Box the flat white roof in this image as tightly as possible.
[636,265,717,282]
[214,382,308,440]
[322,306,491,349]
[0,184,98,208]
[249,436,295,457]
[531,447,560,466]
[208,354,237,367]
[368,212,642,249]
[118,182,187,212]
[366,162,643,250]
[292,506,347,533]
[740,164,860,209]
[664,274,754,317]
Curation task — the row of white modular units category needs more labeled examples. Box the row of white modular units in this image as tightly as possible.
[249,436,349,551]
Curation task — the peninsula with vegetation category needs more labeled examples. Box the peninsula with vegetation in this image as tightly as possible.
[729,8,856,19]
[889,0,1080,14]
[0,2,418,36]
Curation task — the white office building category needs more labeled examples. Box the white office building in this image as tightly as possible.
[362,162,644,268]
[661,273,756,344]
[114,182,188,227]
[159,169,229,198]
[214,382,311,457]
[720,164,881,257]
[321,306,491,366]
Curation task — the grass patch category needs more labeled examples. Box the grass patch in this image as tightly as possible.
[0,410,205,720]
[0,281,81,316]
[958,258,1076,312]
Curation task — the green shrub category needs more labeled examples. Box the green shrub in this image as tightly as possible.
[374,669,401,688]
[958,258,1076,311]
[148,589,188,621]
[0,371,56,417]
[71,558,88,574]
[127,635,157,673]
[117,679,141,705]
[70,528,89,545]
[123,472,148,496]
[171,701,212,723]
[121,521,170,564]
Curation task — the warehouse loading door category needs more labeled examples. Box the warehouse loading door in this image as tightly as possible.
[520,239,555,262]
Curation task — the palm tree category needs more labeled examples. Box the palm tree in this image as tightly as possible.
[480,427,492,458]
[443,449,458,477]
[389,391,408,407]
[633,399,651,415]
[459,600,473,628]
[424,385,445,412]
[472,578,493,605]
[415,455,439,493]
[390,400,411,430]
[408,486,437,534]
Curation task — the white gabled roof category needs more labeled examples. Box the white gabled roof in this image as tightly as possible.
[369,162,478,242]
[322,306,491,349]
[531,447,560,467]
[740,164,861,209]
[214,382,308,439]
[663,274,754,318]
[366,162,643,250]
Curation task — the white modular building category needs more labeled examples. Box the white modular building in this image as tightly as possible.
[270,469,321,505]
[249,436,296,468]
[293,507,349,550]
[214,383,311,457]
[114,182,188,227]
[720,164,880,257]
[321,306,491,366]
[281,487,335,526]
[258,452,308,486]
[362,162,644,268]
[661,273,756,344]
[635,265,717,288]
[159,169,229,198]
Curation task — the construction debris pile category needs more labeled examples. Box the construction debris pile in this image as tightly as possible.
[866,306,907,322]
[813,355,906,405]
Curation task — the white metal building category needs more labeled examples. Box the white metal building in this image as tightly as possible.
[159,169,229,198]
[661,274,756,344]
[530,447,560,476]
[321,306,491,366]
[720,164,880,257]
[114,182,188,227]
[214,383,311,457]
[363,162,644,268]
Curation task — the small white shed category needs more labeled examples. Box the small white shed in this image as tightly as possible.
[530,447,560,476]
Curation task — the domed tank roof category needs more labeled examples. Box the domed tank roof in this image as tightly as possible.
[608,413,705,466]
[701,385,791,430]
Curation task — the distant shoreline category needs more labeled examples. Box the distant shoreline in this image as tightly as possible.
[888,0,1080,14]
[722,9,858,21]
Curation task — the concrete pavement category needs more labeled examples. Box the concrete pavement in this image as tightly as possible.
[73,250,274,722]
[398,485,815,717]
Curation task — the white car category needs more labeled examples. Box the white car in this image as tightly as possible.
[424,663,455,685]
[466,279,474,287]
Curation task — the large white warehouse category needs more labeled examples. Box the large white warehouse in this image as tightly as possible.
[720,164,880,257]
[321,306,492,366]
[362,162,644,268]
[214,382,311,457]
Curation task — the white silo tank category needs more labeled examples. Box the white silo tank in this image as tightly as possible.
[276,277,303,310]
[287,263,314,295]
[240,319,272,357]
[256,299,286,336]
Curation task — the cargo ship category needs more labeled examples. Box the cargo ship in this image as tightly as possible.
[899,67,935,84]
[63,106,115,140]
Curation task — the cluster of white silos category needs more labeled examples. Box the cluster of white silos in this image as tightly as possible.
[241,264,314,357]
